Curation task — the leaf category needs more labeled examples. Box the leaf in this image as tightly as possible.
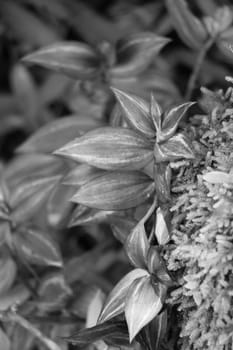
[64,320,129,347]
[147,247,172,286]
[160,102,195,142]
[155,207,170,245]
[125,201,156,268]
[154,163,171,203]
[0,327,10,350]
[112,89,155,139]
[154,133,195,163]
[86,289,105,328]
[203,171,233,184]
[98,268,149,323]
[165,0,207,50]
[11,175,61,223]
[0,254,16,295]
[71,171,155,210]
[150,94,162,134]
[125,276,163,342]
[69,205,115,227]
[63,164,104,186]
[110,216,137,244]
[55,127,153,171]
[18,116,102,153]
[110,33,170,78]
[13,228,62,267]
[23,42,101,80]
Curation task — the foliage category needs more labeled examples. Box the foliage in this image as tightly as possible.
[0,1,233,350]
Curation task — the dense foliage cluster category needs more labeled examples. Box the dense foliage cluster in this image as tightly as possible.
[0,1,233,350]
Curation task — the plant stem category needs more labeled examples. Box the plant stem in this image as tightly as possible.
[0,310,62,350]
[185,36,215,100]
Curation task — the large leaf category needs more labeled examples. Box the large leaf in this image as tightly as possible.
[18,116,102,153]
[55,127,153,171]
[71,171,155,210]
[13,228,62,267]
[23,42,101,79]
[69,205,115,227]
[112,89,155,139]
[63,164,104,186]
[98,268,149,323]
[110,33,170,78]
[125,276,163,342]
[166,0,207,50]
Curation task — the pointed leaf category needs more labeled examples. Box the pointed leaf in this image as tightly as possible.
[69,205,115,227]
[56,127,153,170]
[125,276,163,342]
[110,33,170,77]
[150,94,162,134]
[0,284,30,311]
[98,268,149,323]
[0,327,10,350]
[112,89,155,138]
[0,254,17,295]
[165,0,207,50]
[86,289,105,328]
[23,42,101,79]
[154,133,195,163]
[125,201,156,268]
[147,247,173,286]
[71,171,155,210]
[160,102,195,141]
[63,164,104,186]
[155,207,170,245]
[13,228,62,267]
[18,116,102,153]
[154,163,171,203]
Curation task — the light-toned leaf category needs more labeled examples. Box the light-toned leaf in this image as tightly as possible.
[154,133,195,163]
[23,42,101,79]
[150,94,162,134]
[110,216,137,244]
[160,102,195,141]
[155,207,170,245]
[71,171,155,210]
[63,164,104,186]
[125,276,163,342]
[55,127,153,171]
[18,116,102,153]
[0,254,16,295]
[98,268,149,323]
[86,289,105,328]
[203,171,233,184]
[69,205,115,227]
[112,89,155,139]
[0,327,10,350]
[165,0,207,50]
[110,33,170,78]
[147,247,172,286]
[13,228,62,267]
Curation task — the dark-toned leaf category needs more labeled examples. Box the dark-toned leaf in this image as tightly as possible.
[56,127,153,171]
[138,310,167,350]
[112,89,155,139]
[71,171,155,210]
[0,327,10,350]
[0,284,30,311]
[11,175,61,223]
[65,320,129,347]
[154,163,171,203]
[38,272,72,311]
[98,268,149,323]
[63,164,104,186]
[23,42,101,80]
[125,276,163,342]
[18,116,102,153]
[160,102,195,142]
[154,133,195,163]
[13,228,62,267]
[125,201,156,268]
[166,0,207,50]
[110,33,170,78]
[0,254,16,295]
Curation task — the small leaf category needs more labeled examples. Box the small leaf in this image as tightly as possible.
[112,89,155,138]
[69,205,115,227]
[0,254,16,295]
[18,116,102,153]
[125,201,156,268]
[0,327,10,350]
[154,133,195,163]
[23,42,101,80]
[166,0,207,50]
[0,284,30,311]
[110,33,170,77]
[110,216,137,244]
[98,268,149,323]
[13,228,62,267]
[56,127,153,170]
[160,102,195,142]
[203,171,233,184]
[147,247,172,286]
[150,94,162,134]
[154,163,171,203]
[155,207,170,245]
[71,171,155,210]
[125,276,163,342]
[63,164,104,186]
[86,289,105,328]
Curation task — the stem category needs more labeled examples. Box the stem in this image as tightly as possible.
[1,310,62,350]
[185,36,215,100]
